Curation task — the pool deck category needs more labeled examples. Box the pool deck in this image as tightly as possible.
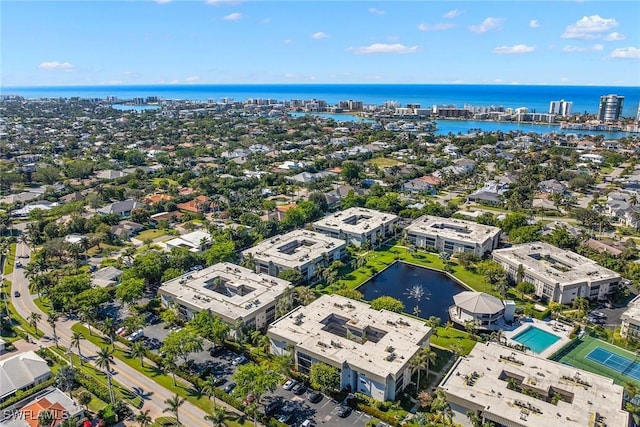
[504,318,572,358]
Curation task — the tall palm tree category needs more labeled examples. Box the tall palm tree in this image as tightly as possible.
[129,341,147,367]
[28,312,42,335]
[37,410,54,427]
[47,312,59,347]
[163,394,185,426]
[102,316,117,346]
[55,365,76,399]
[70,331,85,364]
[202,374,219,411]
[96,346,115,403]
[163,353,178,387]
[203,408,228,427]
[412,347,438,391]
[135,409,153,427]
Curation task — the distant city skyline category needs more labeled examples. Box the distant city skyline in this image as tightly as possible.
[1,1,639,87]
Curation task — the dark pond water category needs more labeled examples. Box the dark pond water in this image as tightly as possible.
[357,262,467,320]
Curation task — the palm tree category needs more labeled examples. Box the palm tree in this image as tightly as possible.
[163,394,185,426]
[516,264,525,284]
[202,374,219,411]
[204,408,228,427]
[102,316,117,346]
[70,331,85,364]
[163,353,178,387]
[28,312,42,335]
[129,341,147,367]
[55,365,76,399]
[412,347,438,390]
[96,346,115,403]
[135,409,153,427]
[47,312,59,347]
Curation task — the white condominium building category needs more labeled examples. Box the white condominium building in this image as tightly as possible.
[313,207,400,247]
[405,215,501,257]
[268,294,432,401]
[241,230,346,282]
[158,262,293,332]
[438,343,628,427]
[492,242,620,304]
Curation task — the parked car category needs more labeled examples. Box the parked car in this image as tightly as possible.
[243,394,255,406]
[591,311,607,319]
[300,420,312,427]
[283,379,297,390]
[223,382,236,394]
[127,329,144,342]
[292,382,307,395]
[209,345,225,356]
[232,355,248,365]
[264,401,281,416]
[307,390,323,403]
[277,414,293,424]
[336,406,352,418]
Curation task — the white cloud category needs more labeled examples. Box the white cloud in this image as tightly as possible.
[223,12,242,21]
[38,61,74,71]
[417,23,454,31]
[283,39,292,45]
[185,76,201,83]
[348,43,420,55]
[443,9,463,19]
[562,44,604,52]
[604,32,626,41]
[492,44,535,54]
[562,15,618,39]
[312,32,329,39]
[369,7,384,15]
[529,19,541,28]
[469,17,503,34]
[610,46,640,59]
[560,77,570,82]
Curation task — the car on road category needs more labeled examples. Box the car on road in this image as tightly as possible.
[283,379,297,390]
[232,355,248,365]
[292,382,307,395]
[307,390,323,403]
[336,406,352,418]
[13,291,20,297]
[223,382,236,394]
[15,262,23,268]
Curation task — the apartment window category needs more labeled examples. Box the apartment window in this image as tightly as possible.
[297,352,313,375]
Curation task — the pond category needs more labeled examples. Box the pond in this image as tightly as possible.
[357,262,467,320]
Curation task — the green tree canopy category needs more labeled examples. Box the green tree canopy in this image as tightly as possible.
[309,362,340,394]
[370,296,404,313]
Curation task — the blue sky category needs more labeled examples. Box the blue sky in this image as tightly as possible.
[2,1,639,86]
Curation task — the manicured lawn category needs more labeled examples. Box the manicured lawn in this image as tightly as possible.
[3,243,17,275]
[71,324,248,427]
[33,297,52,314]
[135,229,167,242]
[551,334,640,387]
[74,386,108,412]
[367,157,404,168]
[431,327,476,356]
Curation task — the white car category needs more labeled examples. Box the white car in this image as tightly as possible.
[127,329,144,342]
[283,379,297,390]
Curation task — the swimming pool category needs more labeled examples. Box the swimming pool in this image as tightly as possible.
[512,326,561,354]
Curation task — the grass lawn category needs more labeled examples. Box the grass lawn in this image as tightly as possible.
[367,157,404,168]
[135,229,168,242]
[551,334,640,387]
[74,386,108,412]
[33,297,52,314]
[3,243,17,275]
[48,346,145,409]
[87,244,122,257]
[431,327,476,356]
[71,324,248,427]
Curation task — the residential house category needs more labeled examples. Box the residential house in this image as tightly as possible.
[448,292,515,331]
[0,388,84,427]
[0,351,51,403]
[97,199,144,217]
[177,195,211,214]
[537,179,567,195]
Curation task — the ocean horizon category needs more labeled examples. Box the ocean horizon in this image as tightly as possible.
[2,83,639,117]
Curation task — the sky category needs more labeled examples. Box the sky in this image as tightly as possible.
[1,0,639,87]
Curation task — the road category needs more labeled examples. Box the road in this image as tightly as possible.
[9,239,212,426]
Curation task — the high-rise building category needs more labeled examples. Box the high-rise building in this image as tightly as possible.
[548,99,573,116]
[598,94,624,122]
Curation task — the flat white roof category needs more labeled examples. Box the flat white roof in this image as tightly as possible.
[158,262,292,322]
[268,294,431,380]
[242,230,345,269]
[621,294,640,325]
[439,342,629,426]
[405,215,501,243]
[493,242,620,286]
[313,207,399,234]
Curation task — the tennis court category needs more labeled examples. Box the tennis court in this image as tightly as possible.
[586,347,640,381]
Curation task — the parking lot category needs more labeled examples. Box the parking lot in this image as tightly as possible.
[138,320,374,426]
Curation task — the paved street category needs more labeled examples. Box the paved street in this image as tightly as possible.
[9,238,213,426]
